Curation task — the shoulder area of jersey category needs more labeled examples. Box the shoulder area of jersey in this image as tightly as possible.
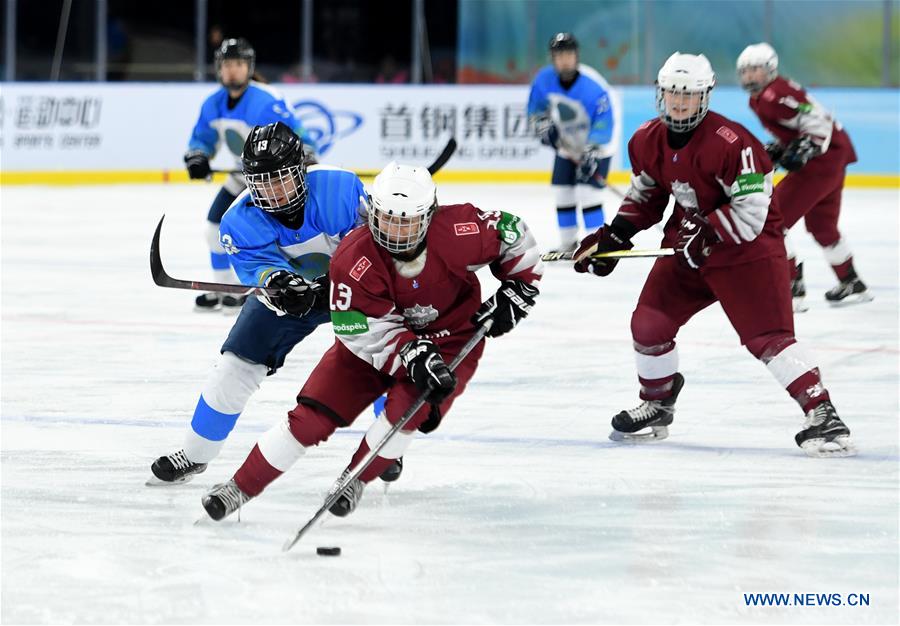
[699,111,753,147]
[331,227,384,280]
[533,64,558,81]
[577,64,611,89]
[245,81,286,101]
[633,117,665,136]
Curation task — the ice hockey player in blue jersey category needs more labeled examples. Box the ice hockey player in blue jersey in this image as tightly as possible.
[184,37,317,312]
[150,122,403,485]
[527,32,617,252]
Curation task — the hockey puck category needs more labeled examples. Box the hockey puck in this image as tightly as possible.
[316,546,341,556]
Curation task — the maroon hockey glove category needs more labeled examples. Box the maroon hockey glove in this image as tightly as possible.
[262,270,325,317]
[471,279,538,338]
[675,214,717,269]
[400,339,457,405]
[573,225,633,276]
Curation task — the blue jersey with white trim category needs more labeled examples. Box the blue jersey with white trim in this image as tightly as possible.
[527,64,615,157]
[218,167,367,286]
[187,82,314,167]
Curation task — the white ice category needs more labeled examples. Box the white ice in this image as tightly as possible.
[1,182,898,625]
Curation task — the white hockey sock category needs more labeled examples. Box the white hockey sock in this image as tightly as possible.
[257,417,307,472]
[634,345,679,381]
[364,413,415,460]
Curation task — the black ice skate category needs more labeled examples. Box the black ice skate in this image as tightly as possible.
[379,457,403,482]
[795,400,855,458]
[328,469,366,517]
[202,479,253,521]
[791,262,809,313]
[825,270,872,306]
[147,449,208,486]
[610,373,685,442]
[194,292,222,311]
[221,294,248,313]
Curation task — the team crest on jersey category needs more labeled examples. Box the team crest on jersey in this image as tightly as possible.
[349,256,372,281]
[454,222,480,236]
[716,126,739,144]
[671,180,699,211]
[403,303,439,329]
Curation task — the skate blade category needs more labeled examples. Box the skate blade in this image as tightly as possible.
[609,425,669,442]
[792,297,809,313]
[800,435,857,458]
[145,474,196,487]
[826,292,874,307]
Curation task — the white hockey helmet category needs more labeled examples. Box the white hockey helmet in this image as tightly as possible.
[655,52,716,133]
[736,43,779,92]
[368,161,438,255]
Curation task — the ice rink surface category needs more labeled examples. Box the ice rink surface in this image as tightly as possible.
[2,182,898,625]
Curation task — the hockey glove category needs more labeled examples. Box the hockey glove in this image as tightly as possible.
[262,270,324,317]
[184,149,211,179]
[534,115,558,148]
[400,339,457,405]
[675,214,717,270]
[471,279,538,338]
[780,136,819,172]
[764,141,785,167]
[573,223,634,276]
[576,145,606,184]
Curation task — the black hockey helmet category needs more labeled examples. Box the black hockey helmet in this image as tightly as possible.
[241,122,308,221]
[549,32,579,54]
[215,37,256,85]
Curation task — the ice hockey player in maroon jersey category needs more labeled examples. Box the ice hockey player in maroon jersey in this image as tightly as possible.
[573,52,854,458]
[737,43,871,309]
[201,161,544,521]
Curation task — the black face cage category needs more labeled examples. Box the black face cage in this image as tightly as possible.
[246,165,307,217]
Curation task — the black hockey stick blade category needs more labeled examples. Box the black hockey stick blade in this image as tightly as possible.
[426,137,457,175]
[150,215,278,296]
[541,248,675,262]
[282,319,491,553]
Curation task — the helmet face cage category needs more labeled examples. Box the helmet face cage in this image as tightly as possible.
[737,62,777,92]
[367,197,437,255]
[656,85,712,133]
[246,165,307,217]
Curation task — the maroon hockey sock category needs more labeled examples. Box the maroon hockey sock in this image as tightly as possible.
[786,369,831,414]
[233,444,283,497]
[638,374,675,401]
[831,258,855,281]
[348,439,397,483]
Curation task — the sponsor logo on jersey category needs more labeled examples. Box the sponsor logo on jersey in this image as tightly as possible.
[402,303,439,329]
[349,256,372,281]
[331,310,369,335]
[454,222,480,236]
[497,212,521,245]
[716,126,739,144]
[732,172,766,197]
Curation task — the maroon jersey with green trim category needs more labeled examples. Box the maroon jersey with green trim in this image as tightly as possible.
[328,203,543,376]
[749,76,856,165]
[617,111,784,267]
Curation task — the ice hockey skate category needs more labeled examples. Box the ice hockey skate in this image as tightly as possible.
[221,294,247,313]
[147,449,208,486]
[610,373,685,442]
[327,469,366,517]
[194,292,222,311]
[202,479,253,521]
[795,400,855,457]
[825,271,873,306]
[379,457,403,482]
[791,262,809,313]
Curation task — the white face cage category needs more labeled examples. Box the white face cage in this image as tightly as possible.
[245,165,307,216]
[367,199,437,255]
[655,86,712,133]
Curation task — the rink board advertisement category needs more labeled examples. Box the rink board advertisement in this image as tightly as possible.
[0,83,897,184]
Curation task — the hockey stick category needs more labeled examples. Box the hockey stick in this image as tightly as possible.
[150,215,280,296]
[208,137,458,179]
[282,319,491,553]
[152,139,458,295]
[540,248,674,262]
